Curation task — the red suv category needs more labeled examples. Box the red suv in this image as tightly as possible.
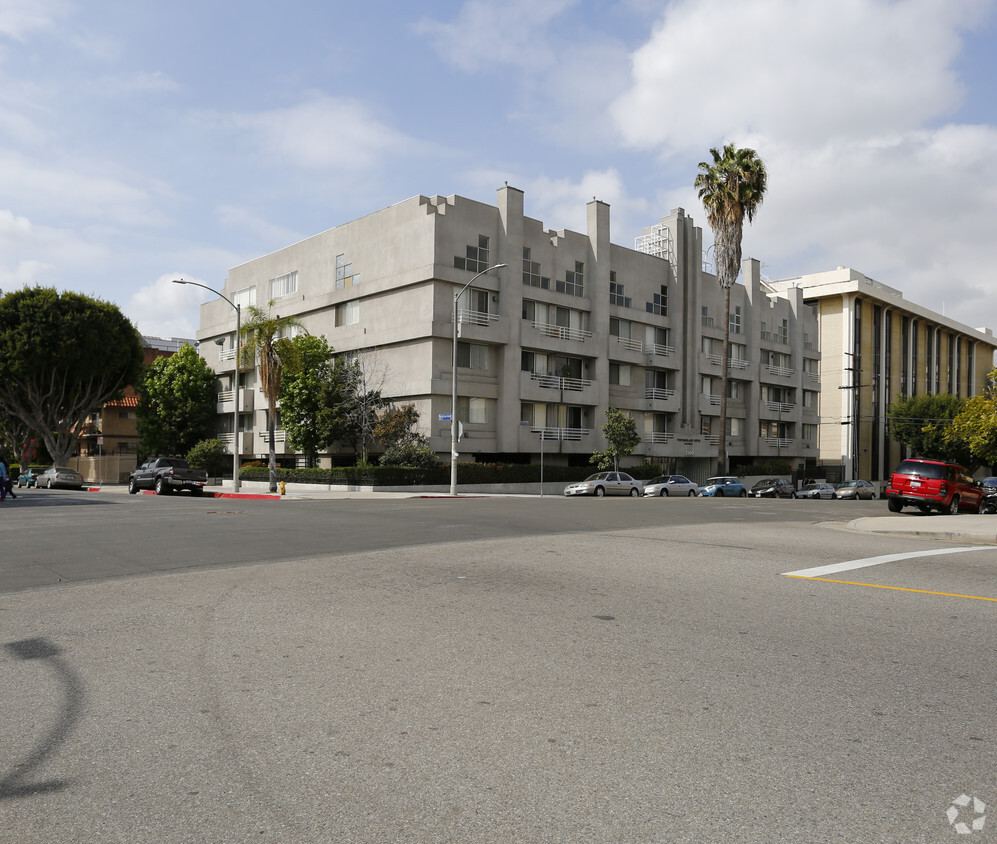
[885,458,984,515]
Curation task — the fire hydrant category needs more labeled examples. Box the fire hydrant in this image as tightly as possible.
[278,480,286,496]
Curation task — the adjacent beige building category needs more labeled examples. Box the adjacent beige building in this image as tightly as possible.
[195,185,827,479]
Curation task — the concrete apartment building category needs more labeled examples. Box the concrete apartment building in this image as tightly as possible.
[195,185,821,480]
[767,270,997,482]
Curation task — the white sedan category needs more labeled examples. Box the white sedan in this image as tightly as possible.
[643,474,699,497]
[793,482,836,499]
[564,472,643,497]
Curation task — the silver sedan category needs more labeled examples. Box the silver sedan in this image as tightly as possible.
[37,466,85,490]
[564,472,643,498]
[643,474,699,497]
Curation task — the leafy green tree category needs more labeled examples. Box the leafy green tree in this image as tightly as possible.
[887,392,972,465]
[136,343,217,459]
[339,351,389,463]
[946,369,997,468]
[695,144,767,475]
[0,287,143,465]
[186,438,229,477]
[279,334,349,466]
[239,303,304,492]
[373,404,421,449]
[590,408,642,472]
[379,441,441,468]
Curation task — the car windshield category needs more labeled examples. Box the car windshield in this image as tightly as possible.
[584,473,610,482]
[752,479,778,488]
[837,482,857,489]
[704,478,726,485]
[648,476,667,484]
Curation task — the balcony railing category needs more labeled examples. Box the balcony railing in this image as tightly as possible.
[764,365,795,377]
[613,336,642,353]
[704,435,720,446]
[457,308,499,327]
[644,387,676,401]
[218,348,238,362]
[649,343,675,357]
[707,354,750,369]
[530,372,592,392]
[764,401,796,414]
[706,393,721,406]
[643,432,675,444]
[531,427,590,442]
[764,437,793,448]
[217,390,234,402]
[258,429,287,443]
[531,321,592,342]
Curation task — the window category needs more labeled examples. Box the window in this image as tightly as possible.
[729,305,742,334]
[609,317,631,339]
[457,396,487,424]
[335,300,359,326]
[701,417,713,436]
[523,247,550,289]
[803,358,819,377]
[455,235,490,273]
[803,390,817,408]
[269,271,297,298]
[701,306,713,328]
[557,261,584,296]
[803,423,817,440]
[457,342,488,370]
[609,364,631,386]
[232,286,256,309]
[336,254,360,289]
[609,274,631,307]
[777,318,789,344]
[521,403,535,426]
[727,418,741,437]
[646,285,667,316]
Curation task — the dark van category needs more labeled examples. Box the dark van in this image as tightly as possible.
[885,458,984,515]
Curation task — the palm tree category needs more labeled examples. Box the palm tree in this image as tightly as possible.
[239,303,304,492]
[695,144,767,476]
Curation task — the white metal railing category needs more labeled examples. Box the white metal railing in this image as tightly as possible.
[808,372,820,382]
[650,343,674,357]
[258,429,287,443]
[644,432,675,444]
[219,348,236,361]
[705,435,719,446]
[644,387,676,401]
[765,365,795,377]
[531,427,589,442]
[457,308,499,327]
[531,321,592,342]
[530,372,592,392]
[764,437,793,448]
[614,336,643,353]
[707,393,721,406]
[707,355,750,369]
[217,390,234,403]
[764,401,795,413]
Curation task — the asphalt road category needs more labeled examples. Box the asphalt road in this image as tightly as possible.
[1,490,994,842]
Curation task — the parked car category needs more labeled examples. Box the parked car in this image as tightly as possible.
[793,482,836,500]
[982,477,997,494]
[980,487,997,515]
[128,457,208,496]
[642,474,699,497]
[563,472,642,497]
[698,477,746,497]
[884,458,984,515]
[16,466,46,488]
[749,478,795,498]
[834,480,877,500]
[37,466,84,490]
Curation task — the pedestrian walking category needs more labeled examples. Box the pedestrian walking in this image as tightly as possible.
[0,461,8,502]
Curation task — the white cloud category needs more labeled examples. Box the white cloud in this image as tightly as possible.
[89,70,179,97]
[415,0,579,72]
[126,273,211,339]
[234,95,419,171]
[0,0,65,40]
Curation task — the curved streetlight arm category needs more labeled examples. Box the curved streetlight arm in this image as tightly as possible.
[450,263,507,496]
[172,278,242,492]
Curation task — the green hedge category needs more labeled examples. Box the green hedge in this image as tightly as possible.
[239,462,671,487]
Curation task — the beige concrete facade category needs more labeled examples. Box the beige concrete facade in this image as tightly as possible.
[195,186,821,480]
[767,269,997,481]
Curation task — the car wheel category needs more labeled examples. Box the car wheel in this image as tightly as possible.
[47,478,53,489]
[155,477,168,496]
[948,496,960,516]
[629,487,639,497]
[887,497,903,513]
[716,489,724,497]
[978,498,988,515]
[739,489,746,497]
[594,486,605,497]
[659,489,668,497]
[192,487,204,496]
[128,478,138,494]
[688,490,696,497]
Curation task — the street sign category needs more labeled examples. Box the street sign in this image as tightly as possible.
[439,413,452,421]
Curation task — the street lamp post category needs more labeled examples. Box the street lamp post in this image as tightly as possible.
[173,279,242,492]
[450,263,507,496]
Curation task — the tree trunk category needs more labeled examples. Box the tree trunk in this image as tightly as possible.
[267,403,278,493]
[718,284,731,477]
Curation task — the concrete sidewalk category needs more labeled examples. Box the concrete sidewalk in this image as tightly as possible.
[845,514,997,545]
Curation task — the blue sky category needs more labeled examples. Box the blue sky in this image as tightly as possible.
[2,0,996,343]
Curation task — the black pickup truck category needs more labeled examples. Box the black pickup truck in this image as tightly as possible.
[128,457,208,496]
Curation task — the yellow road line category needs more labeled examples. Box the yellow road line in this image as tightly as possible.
[785,575,997,603]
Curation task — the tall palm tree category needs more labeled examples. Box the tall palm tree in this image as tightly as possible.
[239,303,304,492]
[695,144,767,476]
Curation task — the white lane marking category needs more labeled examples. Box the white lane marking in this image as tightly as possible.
[782,546,997,578]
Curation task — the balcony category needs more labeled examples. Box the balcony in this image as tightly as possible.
[649,343,675,358]
[763,437,793,449]
[644,387,676,402]
[217,390,255,413]
[218,432,255,454]
[613,336,642,353]
[643,432,675,444]
[763,401,795,414]
[456,308,500,328]
[763,365,795,378]
[530,427,590,442]
[529,321,591,342]
[707,354,751,370]
[218,348,237,362]
[521,371,596,404]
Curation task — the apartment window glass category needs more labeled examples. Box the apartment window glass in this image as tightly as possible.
[803,423,817,440]
[335,254,360,289]
[777,318,789,344]
[335,300,359,326]
[803,390,817,408]
[609,274,632,308]
[521,403,535,426]
[727,417,741,437]
[522,247,550,289]
[557,261,584,296]
[232,286,256,309]
[456,342,487,370]
[701,306,713,327]
[610,318,631,339]
[455,236,490,273]
[701,417,713,436]
[609,364,631,386]
[646,285,668,317]
[729,306,742,335]
[269,271,297,298]
[457,397,487,424]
